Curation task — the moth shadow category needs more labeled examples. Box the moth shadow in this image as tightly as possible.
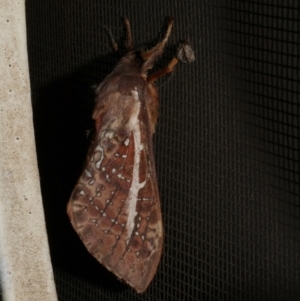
[32,52,126,293]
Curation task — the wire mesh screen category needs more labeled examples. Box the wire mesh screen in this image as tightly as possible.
[25,1,299,300]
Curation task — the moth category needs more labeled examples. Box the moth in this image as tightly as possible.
[67,17,194,293]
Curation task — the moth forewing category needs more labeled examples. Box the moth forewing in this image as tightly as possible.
[67,17,194,293]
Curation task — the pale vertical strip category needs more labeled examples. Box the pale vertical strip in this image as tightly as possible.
[126,122,145,242]
[0,1,58,301]
[125,91,146,242]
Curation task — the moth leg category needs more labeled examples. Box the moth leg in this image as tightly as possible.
[147,40,195,83]
[124,17,133,51]
[141,17,174,72]
[147,57,179,83]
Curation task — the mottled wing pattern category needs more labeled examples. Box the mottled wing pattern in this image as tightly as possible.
[67,89,162,293]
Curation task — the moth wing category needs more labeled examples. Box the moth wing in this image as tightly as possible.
[67,91,163,293]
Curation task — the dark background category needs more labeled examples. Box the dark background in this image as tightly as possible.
[24,1,299,300]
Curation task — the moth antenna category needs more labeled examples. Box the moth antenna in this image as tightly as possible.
[141,17,174,73]
[124,17,134,51]
[103,26,119,52]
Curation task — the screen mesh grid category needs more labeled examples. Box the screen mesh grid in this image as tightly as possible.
[24,1,299,300]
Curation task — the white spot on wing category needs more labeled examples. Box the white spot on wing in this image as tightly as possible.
[95,144,104,169]
[95,144,102,152]
[105,131,114,139]
[85,169,92,178]
[131,89,139,100]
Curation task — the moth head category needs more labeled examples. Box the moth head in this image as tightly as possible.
[113,51,144,76]
[115,17,174,77]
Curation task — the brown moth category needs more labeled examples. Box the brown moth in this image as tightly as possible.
[67,17,194,293]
